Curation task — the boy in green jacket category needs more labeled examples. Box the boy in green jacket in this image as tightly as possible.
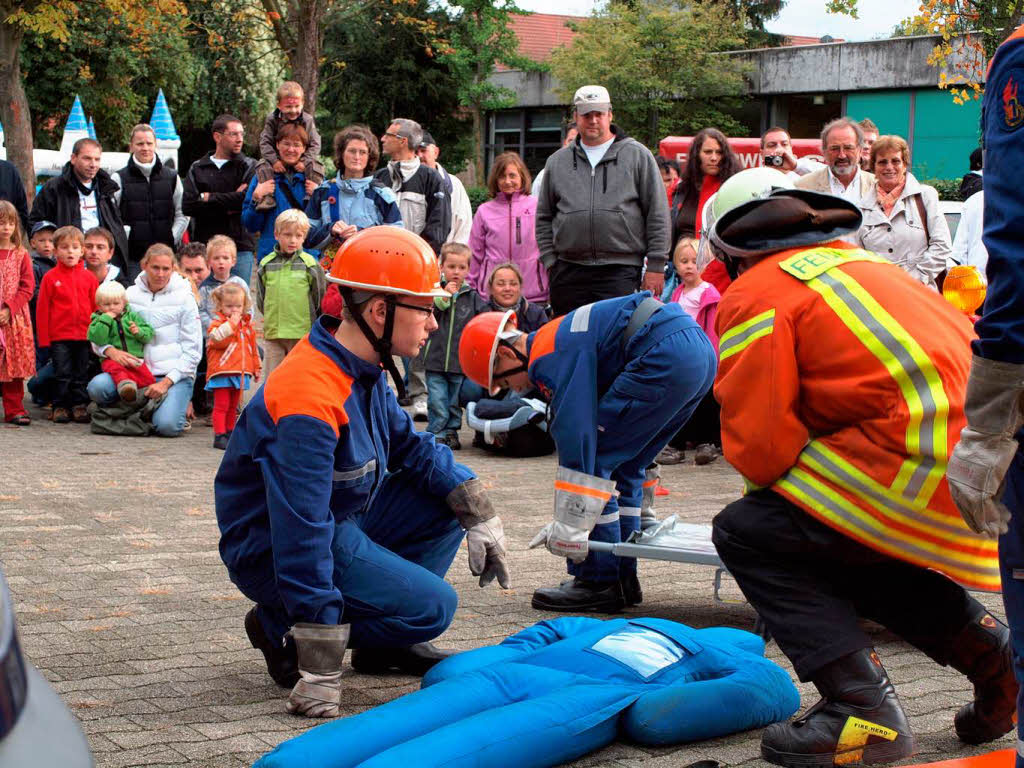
[255,208,326,376]
[87,282,155,402]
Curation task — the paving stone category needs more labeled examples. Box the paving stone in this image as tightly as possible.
[2,412,1013,767]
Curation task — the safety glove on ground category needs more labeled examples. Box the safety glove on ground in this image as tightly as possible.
[285,623,350,718]
[530,467,617,562]
[948,356,1024,537]
[447,478,511,588]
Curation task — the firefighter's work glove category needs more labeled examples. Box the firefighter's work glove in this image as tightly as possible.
[285,623,350,718]
[948,356,1024,538]
[447,479,511,588]
[529,467,616,562]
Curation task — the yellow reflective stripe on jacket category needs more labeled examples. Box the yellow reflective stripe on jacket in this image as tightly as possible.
[719,308,775,361]
[797,440,998,550]
[804,265,949,506]
[777,467,1000,590]
[779,246,888,280]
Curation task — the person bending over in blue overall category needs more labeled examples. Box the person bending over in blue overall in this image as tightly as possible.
[948,23,1024,765]
[460,294,716,612]
[215,227,511,718]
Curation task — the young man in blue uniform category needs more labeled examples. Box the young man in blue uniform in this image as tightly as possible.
[460,294,716,612]
[948,24,1024,764]
[215,227,511,718]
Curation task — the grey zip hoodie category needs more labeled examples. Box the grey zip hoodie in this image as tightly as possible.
[535,127,670,274]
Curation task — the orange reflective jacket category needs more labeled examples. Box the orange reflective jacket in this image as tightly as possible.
[715,240,999,591]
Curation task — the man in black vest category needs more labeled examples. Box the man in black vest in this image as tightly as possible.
[113,124,188,282]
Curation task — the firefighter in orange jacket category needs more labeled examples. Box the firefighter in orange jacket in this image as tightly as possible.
[703,169,1016,767]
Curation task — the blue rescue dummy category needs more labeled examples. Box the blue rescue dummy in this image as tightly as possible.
[254,617,800,768]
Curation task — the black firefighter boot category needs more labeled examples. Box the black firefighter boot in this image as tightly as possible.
[531,577,626,613]
[244,608,299,688]
[350,642,456,676]
[949,611,1019,744]
[761,648,914,767]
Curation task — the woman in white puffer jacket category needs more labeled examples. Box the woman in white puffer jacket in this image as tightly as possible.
[88,244,202,436]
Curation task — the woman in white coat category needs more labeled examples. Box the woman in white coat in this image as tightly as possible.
[88,244,202,436]
[854,134,952,289]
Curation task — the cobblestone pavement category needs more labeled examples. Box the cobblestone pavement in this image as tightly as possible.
[0,407,1013,767]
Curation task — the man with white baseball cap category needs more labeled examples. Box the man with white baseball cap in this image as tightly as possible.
[535,85,670,316]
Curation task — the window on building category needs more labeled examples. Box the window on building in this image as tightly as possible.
[486,108,567,179]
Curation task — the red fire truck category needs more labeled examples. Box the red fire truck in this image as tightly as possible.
[659,136,824,169]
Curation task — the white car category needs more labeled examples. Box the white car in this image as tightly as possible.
[938,199,964,241]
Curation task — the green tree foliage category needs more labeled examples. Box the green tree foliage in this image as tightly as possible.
[1,0,186,194]
[318,0,472,172]
[21,7,193,151]
[440,0,541,179]
[176,0,283,167]
[549,0,751,147]
[733,0,786,47]
[19,0,280,167]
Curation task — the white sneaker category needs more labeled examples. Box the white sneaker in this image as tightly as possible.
[413,400,428,422]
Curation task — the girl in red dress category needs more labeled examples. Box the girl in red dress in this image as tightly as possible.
[0,200,35,425]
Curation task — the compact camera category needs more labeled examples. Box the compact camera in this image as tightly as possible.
[764,154,786,168]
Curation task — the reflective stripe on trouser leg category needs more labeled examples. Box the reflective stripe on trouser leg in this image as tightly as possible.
[619,506,641,577]
[999,448,1024,767]
[570,495,621,583]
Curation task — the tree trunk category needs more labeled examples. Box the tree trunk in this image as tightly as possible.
[0,17,35,204]
[471,103,484,185]
[291,0,323,112]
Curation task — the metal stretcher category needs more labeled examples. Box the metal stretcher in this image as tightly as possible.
[587,515,732,602]
[587,515,769,636]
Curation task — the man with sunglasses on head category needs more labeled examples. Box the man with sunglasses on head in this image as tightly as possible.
[375,117,451,415]
[215,227,510,719]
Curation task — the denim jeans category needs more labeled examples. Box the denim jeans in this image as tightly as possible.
[27,360,56,406]
[51,340,91,409]
[88,373,195,437]
[458,379,487,407]
[232,250,255,287]
[426,372,464,435]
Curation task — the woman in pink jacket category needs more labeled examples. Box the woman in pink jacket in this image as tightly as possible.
[468,152,548,305]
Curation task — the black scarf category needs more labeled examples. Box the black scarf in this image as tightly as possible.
[70,174,95,198]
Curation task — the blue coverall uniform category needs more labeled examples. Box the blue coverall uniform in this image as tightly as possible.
[254,617,800,768]
[526,293,717,582]
[975,25,1024,763]
[214,316,472,649]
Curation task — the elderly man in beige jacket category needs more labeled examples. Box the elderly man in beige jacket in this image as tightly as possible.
[795,117,875,206]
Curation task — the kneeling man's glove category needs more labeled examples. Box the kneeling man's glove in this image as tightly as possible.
[529,467,616,562]
[447,478,511,589]
[948,356,1024,538]
[286,623,350,718]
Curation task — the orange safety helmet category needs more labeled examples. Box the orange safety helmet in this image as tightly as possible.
[327,226,447,298]
[459,311,524,394]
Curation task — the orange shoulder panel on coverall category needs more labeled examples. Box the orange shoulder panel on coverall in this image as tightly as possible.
[714,240,1000,591]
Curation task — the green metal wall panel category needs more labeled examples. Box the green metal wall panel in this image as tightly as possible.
[845,91,912,139]
[912,89,982,180]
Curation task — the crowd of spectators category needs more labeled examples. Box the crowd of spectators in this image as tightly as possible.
[0,81,980,462]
